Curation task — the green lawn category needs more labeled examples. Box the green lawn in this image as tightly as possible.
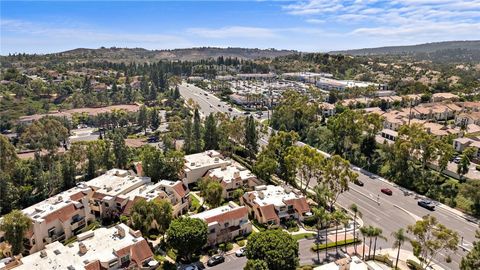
[292,232,316,241]
[191,195,201,212]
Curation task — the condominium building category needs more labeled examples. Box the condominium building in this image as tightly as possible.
[4,224,156,270]
[181,150,230,185]
[0,183,95,255]
[206,164,263,199]
[86,169,151,218]
[191,202,252,245]
[121,180,190,218]
[240,185,311,225]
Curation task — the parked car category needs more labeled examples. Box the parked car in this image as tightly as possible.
[381,188,393,195]
[244,111,251,115]
[182,265,199,270]
[354,179,364,186]
[418,199,435,210]
[235,247,246,257]
[207,255,225,266]
[228,108,233,112]
[147,136,159,143]
[453,157,462,164]
[370,175,378,180]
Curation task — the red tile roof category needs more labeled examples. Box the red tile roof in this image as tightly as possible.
[84,260,101,270]
[122,196,144,216]
[131,239,153,265]
[284,198,310,214]
[172,181,187,198]
[44,204,76,223]
[258,205,278,222]
[70,191,85,202]
[204,206,248,224]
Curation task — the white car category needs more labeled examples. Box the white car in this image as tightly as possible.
[235,247,246,257]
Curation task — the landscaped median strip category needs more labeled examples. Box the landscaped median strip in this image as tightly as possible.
[310,239,361,251]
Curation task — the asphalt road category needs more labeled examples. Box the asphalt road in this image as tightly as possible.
[180,82,477,269]
[178,83,268,120]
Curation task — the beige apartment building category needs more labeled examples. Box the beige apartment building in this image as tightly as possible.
[2,224,156,270]
[181,150,230,185]
[206,164,263,199]
[191,202,252,246]
[241,185,311,225]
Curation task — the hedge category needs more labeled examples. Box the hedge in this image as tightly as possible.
[406,259,423,270]
[310,239,360,251]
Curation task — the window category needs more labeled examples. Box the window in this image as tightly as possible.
[224,222,229,228]
[109,259,118,268]
[120,255,130,264]
[48,227,55,237]
[210,228,216,234]
[104,202,110,207]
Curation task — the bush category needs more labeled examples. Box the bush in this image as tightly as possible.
[237,240,246,247]
[226,242,234,251]
[219,243,225,251]
[371,254,393,266]
[406,259,423,270]
[235,236,245,242]
[119,215,129,224]
[161,261,176,270]
[303,215,317,227]
[166,249,177,261]
[476,165,480,171]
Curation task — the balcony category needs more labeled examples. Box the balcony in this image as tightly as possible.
[71,217,86,230]
[44,232,66,244]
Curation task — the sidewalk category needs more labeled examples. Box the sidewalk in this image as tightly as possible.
[377,248,445,270]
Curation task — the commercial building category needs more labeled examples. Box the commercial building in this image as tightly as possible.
[4,224,156,270]
[191,203,252,246]
[206,164,263,199]
[240,185,311,225]
[181,150,230,185]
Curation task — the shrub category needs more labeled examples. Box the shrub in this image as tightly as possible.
[406,259,423,270]
[161,261,176,270]
[235,236,245,242]
[219,243,225,251]
[303,215,317,227]
[372,254,393,266]
[166,248,177,261]
[119,215,129,224]
[226,242,234,251]
[476,165,480,171]
[237,240,246,247]
[311,239,360,251]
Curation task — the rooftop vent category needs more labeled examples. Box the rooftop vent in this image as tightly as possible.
[53,249,61,255]
[78,242,88,255]
[40,250,47,258]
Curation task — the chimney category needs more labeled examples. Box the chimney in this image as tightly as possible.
[40,250,47,258]
[221,163,227,171]
[117,226,126,238]
[78,242,88,255]
[233,171,240,179]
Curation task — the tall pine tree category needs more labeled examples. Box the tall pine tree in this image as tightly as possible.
[203,114,218,150]
[245,116,258,158]
[193,108,203,153]
[183,116,193,154]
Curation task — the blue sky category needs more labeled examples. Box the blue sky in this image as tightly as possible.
[1,0,480,54]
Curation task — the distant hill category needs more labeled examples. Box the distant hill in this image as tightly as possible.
[330,40,480,62]
[56,47,297,62]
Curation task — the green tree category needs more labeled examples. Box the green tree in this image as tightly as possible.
[285,145,324,193]
[141,147,184,182]
[150,107,160,131]
[392,228,410,269]
[203,114,218,150]
[131,199,172,237]
[61,153,76,190]
[0,135,17,174]
[461,228,480,270]
[245,116,258,158]
[246,229,299,270]
[371,226,386,259]
[333,210,349,255]
[192,108,203,153]
[86,145,97,180]
[183,116,193,153]
[261,131,299,184]
[349,204,362,255]
[0,210,31,255]
[320,155,358,210]
[198,177,223,208]
[244,259,269,270]
[458,147,476,182]
[253,152,278,182]
[460,180,480,216]
[408,215,459,269]
[137,105,149,135]
[166,217,207,262]
[112,132,128,169]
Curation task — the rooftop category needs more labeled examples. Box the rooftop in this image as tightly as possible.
[184,150,227,171]
[250,185,303,208]
[14,224,151,270]
[86,169,150,196]
[191,202,247,224]
[208,164,255,183]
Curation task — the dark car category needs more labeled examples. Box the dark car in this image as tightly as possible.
[354,179,364,186]
[147,136,159,143]
[418,199,435,210]
[207,255,225,267]
[244,111,251,115]
[381,188,393,195]
[228,108,233,112]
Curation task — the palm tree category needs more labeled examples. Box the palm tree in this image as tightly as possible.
[366,226,375,259]
[349,204,362,255]
[372,227,386,260]
[333,210,349,255]
[360,226,369,260]
[324,211,332,259]
[392,228,410,269]
[312,207,328,263]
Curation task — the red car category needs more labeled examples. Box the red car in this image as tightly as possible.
[381,188,393,195]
